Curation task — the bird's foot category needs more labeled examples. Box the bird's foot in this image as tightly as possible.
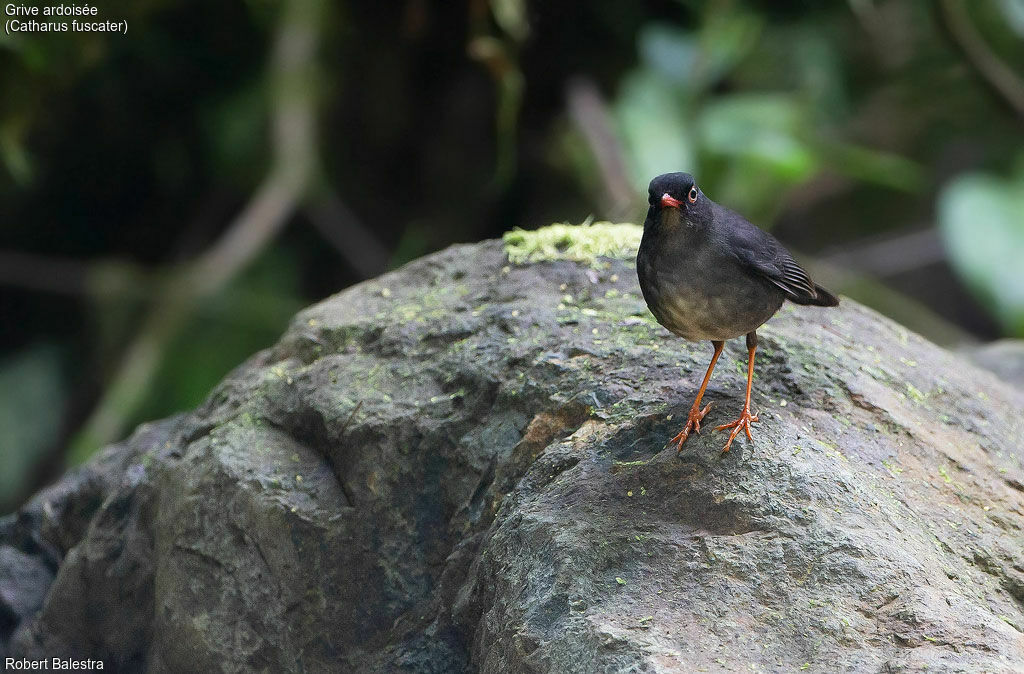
[668,402,712,453]
[715,407,759,453]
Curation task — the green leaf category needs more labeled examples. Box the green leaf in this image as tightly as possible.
[996,0,1024,38]
[697,94,817,181]
[0,120,34,185]
[793,31,847,119]
[818,141,923,193]
[491,0,529,42]
[938,167,1024,336]
[696,10,763,85]
[637,24,699,89]
[637,12,762,93]
[615,70,695,192]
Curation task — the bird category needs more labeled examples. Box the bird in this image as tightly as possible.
[636,172,839,453]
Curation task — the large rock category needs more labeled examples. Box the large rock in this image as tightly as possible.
[2,232,1023,672]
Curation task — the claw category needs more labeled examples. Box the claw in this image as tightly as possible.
[668,401,713,453]
[715,408,759,453]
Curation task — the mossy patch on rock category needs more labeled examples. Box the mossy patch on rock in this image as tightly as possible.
[503,221,642,266]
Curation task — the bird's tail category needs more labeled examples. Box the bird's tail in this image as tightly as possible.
[790,284,839,307]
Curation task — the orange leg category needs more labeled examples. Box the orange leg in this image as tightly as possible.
[668,340,725,452]
[716,331,760,452]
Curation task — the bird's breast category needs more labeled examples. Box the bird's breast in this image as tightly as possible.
[637,234,782,341]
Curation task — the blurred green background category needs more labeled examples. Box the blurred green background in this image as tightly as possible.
[2,0,1023,512]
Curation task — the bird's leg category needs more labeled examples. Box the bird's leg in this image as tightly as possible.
[669,340,725,452]
[716,331,760,452]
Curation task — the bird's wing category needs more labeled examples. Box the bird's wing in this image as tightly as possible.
[726,217,820,303]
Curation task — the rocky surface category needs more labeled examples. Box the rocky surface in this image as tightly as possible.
[2,233,1024,673]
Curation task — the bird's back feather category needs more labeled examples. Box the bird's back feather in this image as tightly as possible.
[719,205,839,307]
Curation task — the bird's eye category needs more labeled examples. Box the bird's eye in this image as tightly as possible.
[687,186,698,204]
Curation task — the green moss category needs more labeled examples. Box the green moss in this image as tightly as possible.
[503,221,642,267]
[881,459,903,477]
[998,615,1021,631]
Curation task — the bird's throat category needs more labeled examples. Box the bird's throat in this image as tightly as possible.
[658,207,683,232]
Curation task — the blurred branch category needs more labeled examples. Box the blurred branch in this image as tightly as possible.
[565,77,637,221]
[304,188,391,279]
[68,0,325,464]
[818,228,945,277]
[936,0,1024,121]
[170,191,238,262]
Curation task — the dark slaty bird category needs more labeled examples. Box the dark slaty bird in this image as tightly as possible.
[636,172,839,452]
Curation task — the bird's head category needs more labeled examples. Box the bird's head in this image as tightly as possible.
[645,172,708,232]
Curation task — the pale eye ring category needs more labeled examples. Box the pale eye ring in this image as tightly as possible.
[687,186,698,203]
